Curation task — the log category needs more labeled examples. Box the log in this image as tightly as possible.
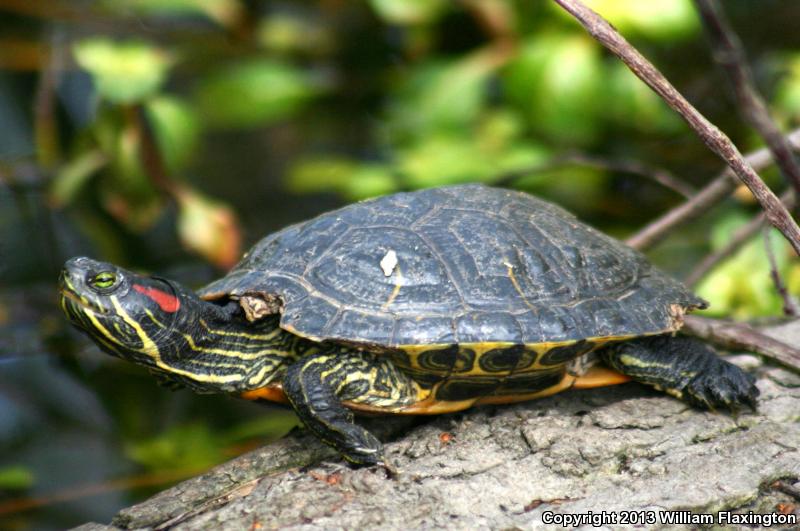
[74,323,800,530]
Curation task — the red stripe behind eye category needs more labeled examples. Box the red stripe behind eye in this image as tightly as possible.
[133,284,181,313]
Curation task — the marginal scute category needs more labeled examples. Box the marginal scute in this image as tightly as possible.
[477,346,525,373]
[540,340,593,366]
[416,345,463,372]
[198,184,706,347]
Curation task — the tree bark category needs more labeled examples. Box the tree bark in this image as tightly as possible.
[74,323,800,530]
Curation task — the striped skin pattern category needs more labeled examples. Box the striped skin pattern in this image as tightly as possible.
[60,258,309,394]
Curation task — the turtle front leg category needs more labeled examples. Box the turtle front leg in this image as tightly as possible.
[283,348,422,466]
[598,335,758,410]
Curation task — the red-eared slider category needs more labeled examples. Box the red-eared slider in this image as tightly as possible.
[59,184,757,465]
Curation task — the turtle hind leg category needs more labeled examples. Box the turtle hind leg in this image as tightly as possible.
[283,348,421,466]
[598,335,758,410]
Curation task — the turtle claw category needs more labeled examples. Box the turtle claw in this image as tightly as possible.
[685,359,759,411]
[376,458,400,479]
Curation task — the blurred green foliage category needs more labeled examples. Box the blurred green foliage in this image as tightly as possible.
[2,1,800,527]
[126,414,297,472]
[30,0,800,358]
[697,220,800,318]
[195,59,320,128]
[0,466,35,491]
[9,0,800,375]
[73,39,173,104]
[31,0,798,321]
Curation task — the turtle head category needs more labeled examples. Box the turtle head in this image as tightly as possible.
[59,257,291,393]
[59,256,189,366]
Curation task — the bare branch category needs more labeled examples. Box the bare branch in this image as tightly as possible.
[772,480,800,501]
[763,226,799,316]
[552,0,800,257]
[694,0,800,199]
[683,315,800,373]
[494,152,696,198]
[685,189,795,286]
[558,153,696,198]
[627,130,800,251]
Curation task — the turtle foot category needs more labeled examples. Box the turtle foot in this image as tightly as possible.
[685,358,759,411]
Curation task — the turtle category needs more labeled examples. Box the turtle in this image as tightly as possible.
[59,184,758,466]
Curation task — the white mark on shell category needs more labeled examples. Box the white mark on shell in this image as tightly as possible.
[380,250,398,276]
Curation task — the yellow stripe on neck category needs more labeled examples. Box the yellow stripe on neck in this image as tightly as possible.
[109,296,245,385]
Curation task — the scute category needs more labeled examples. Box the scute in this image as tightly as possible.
[199,184,706,346]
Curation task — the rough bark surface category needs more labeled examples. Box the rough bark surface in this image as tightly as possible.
[74,323,800,530]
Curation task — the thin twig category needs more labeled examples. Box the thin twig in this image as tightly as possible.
[461,0,517,45]
[494,152,695,198]
[772,480,800,501]
[685,189,795,286]
[559,153,696,198]
[33,49,59,168]
[553,0,800,258]
[695,0,800,199]
[627,130,800,251]
[683,315,800,374]
[763,226,799,316]
[628,134,800,251]
[130,104,176,196]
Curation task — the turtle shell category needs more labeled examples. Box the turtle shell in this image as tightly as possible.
[199,184,706,348]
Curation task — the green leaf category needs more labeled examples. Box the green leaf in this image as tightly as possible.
[126,416,297,472]
[387,49,500,142]
[775,54,800,119]
[126,422,221,472]
[50,150,108,206]
[0,466,35,490]
[503,33,603,143]
[106,0,244,28]
[220,413,299,445]
[342,165,399,200]
[398,132,549,189]
[176,185,241,269]
[257,14,332,55]
[146,96,201,173]
[604,62,684,133]
[287,159,399,200]
[195,59,319,128]
[369,0,449,25]
[697,218,792,318]
[553,0,699,40]
[73,39,173,104]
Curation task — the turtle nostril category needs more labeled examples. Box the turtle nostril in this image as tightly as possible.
[64,256,94,275]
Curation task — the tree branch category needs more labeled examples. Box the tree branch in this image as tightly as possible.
[627,131,800,251]
[552,0,800,257]
[685,189,795,286]
[557,152,696,198]
[763,226,799,316]
[494,152,696,198]
[694,0,800,199]
[683,315,800,373]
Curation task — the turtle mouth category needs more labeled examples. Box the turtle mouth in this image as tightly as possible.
[59,273,108,316]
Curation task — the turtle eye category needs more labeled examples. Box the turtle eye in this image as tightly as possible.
[89,271,117,291]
